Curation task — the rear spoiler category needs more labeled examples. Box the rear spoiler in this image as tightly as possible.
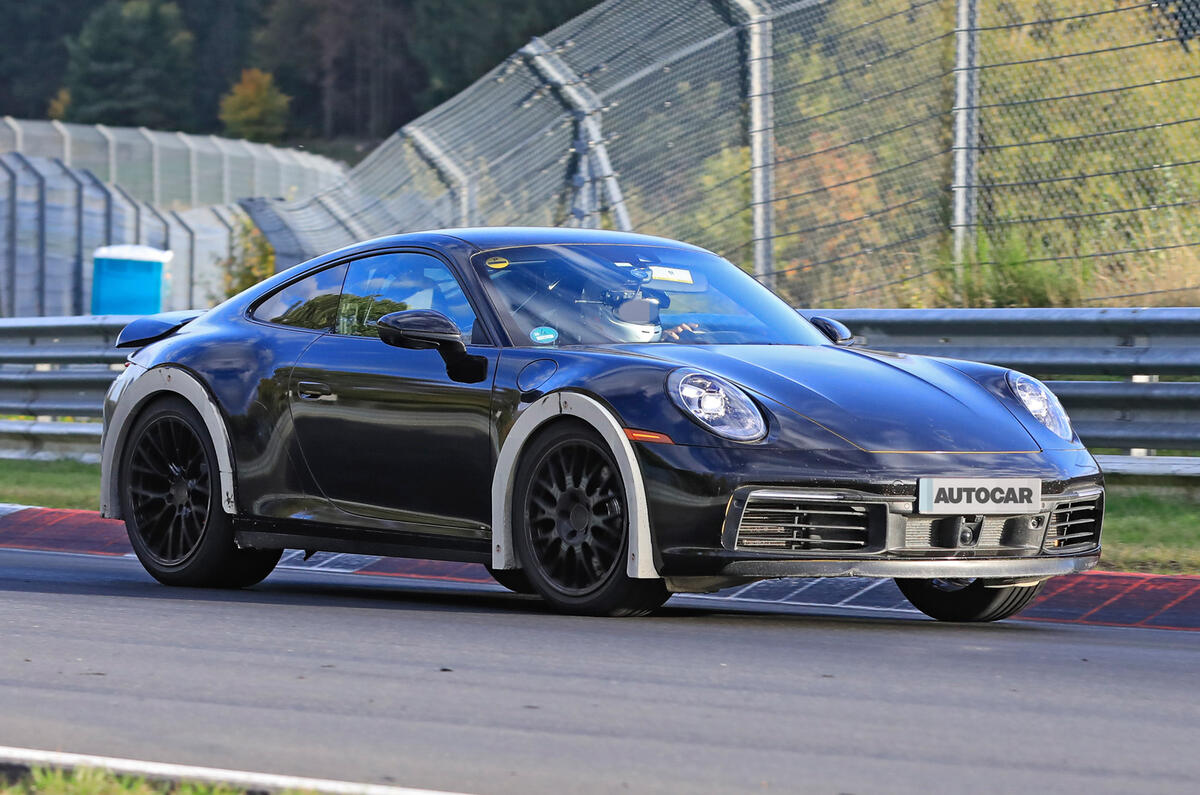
[115,310,205,349]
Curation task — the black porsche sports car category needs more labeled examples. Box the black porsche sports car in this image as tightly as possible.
[101,227,1103,621]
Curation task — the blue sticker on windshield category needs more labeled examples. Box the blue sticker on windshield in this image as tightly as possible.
[530,326,559,345]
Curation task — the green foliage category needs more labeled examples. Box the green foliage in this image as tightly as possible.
[0,766,246,795]
[64,0,196,129]
[935,232,1089,308]
[0,458,100,510]
[219,68,290,142]
[219,214,275,299]
[0,0,98,118]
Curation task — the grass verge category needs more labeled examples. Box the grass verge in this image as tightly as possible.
[0,458,101,511]
[0,766,244,795]
[0,459,1195,574]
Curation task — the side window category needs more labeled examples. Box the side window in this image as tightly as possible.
[336,252,479,340]
[252,264,348,330]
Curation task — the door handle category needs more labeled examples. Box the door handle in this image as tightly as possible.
[297,381,334,400]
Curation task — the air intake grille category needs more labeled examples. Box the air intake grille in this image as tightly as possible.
[736,497,872,552]
[1043,496,1102,553]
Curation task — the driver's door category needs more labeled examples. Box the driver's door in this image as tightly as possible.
[288,250,497,538]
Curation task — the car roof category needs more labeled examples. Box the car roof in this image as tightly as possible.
[345,226,713,256]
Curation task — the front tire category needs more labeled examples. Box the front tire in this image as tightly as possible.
[119,396,280,588]
[513,421,668,616]
[896,577,1045,622]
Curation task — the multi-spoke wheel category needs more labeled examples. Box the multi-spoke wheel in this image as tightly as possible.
[895,577,1046,622]
[513,421,667,616]
[119,396,280,588]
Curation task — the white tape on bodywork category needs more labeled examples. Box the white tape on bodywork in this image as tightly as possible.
[100,366,238,519]
[490,392,658,579]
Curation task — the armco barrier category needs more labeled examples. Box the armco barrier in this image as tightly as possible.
[1,308,1198,473]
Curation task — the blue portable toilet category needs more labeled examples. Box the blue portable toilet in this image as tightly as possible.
[91,245,174,315]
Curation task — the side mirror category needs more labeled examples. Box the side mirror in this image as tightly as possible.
[378,309,465,355]
[377,310,487,383]
[809,315,855,346]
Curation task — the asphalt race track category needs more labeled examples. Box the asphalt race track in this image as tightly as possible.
[2,544,1199,795]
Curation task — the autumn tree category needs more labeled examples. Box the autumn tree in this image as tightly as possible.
[220,68,290,142]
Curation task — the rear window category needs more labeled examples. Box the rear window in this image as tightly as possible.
[252,264,348,331]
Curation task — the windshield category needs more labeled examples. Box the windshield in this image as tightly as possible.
[470,244,828,347]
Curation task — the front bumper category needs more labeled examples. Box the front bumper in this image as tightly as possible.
[639,442,1104,581]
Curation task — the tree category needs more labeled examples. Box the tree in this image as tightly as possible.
[0,0,100,119]
[64,0,195,129]
[177,0,267,131]
[220,68,290,142]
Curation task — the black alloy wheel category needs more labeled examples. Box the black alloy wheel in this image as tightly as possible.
[895,577,1046,622]
[127,413,211,566]
[514,421,668,616]
[120,396,280,588]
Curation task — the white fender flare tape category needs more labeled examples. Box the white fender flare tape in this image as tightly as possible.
[100,365,238,519]
[490,391,658,579]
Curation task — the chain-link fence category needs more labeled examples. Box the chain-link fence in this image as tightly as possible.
[0,118,346,317]
[1,117,345,209]
[245,0,1200,309]
[0,152,253,316]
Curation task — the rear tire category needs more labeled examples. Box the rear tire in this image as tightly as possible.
[513,421,668,616]
[120,396,280,588]
[896,577,1045,622]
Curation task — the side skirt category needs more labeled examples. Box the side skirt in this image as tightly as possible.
[232,518,491,565]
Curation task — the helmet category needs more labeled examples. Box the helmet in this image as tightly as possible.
[592,294,662,343]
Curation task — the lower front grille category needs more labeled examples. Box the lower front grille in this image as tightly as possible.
[1043,495,1102,553]
[737,496,873,552]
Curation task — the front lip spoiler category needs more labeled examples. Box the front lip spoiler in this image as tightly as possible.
[706,553,1099,580]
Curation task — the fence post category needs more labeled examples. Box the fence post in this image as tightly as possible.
[95,124,117,184]
[10,152,46,316]
[144,202,171,251]
[0,155,16,317]
[53,159,86,315]
[520,37,632,232]
[171,211,196,309]
[406,126,473,227]
[51,120,72,166]
[728,1,775,287]
[2,116,23,151]
[177,133,200,207]
[111,183,141,245]
[211,206,235,262]
[210,136,232,205]
[952,0,981,273]
[80,169,114,246]
[138,127,161,206]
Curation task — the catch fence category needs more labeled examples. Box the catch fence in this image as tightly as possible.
[245,0,1200,309]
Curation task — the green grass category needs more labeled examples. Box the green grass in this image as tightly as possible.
[0,458,101,510]
[0,459,1195,574]
[1098,491,1200,574]
[0,767,245,795]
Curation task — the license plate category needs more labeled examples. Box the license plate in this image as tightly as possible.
[918,478,1042,515]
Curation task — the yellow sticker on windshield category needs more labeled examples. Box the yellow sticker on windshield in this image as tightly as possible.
[485,256,510,269]
[649,265,693,284]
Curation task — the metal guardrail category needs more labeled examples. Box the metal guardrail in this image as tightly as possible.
[816,307,1200,474]
[1,309,1197,474]
[0,316,130,460]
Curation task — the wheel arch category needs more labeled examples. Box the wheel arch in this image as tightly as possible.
[490,391,658,579]
[101,365,238,520]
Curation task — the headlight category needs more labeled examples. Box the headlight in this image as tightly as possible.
[1007,372,1073,441]
[668,369,766,441]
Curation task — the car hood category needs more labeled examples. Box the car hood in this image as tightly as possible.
[614,343,1041,453]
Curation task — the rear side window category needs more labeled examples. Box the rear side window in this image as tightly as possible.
[252,264,348,330]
